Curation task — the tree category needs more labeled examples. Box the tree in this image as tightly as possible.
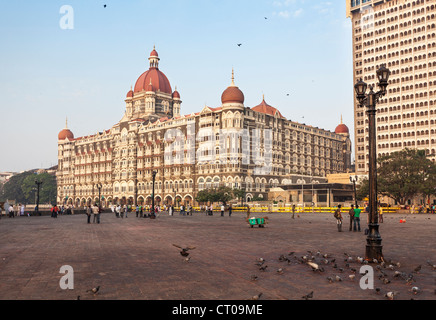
[195,186,240,205]
[21,172,57,205]
[0,171,34,203]
[357,149,436,205]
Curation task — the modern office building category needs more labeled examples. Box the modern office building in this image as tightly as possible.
[347,0,436,173]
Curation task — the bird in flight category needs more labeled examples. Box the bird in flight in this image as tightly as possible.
[172,244,196,257]
[104,4,107,8]
[237,44,242,47]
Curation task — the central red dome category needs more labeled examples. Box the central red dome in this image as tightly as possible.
[133,47,172,95]
[134,69,172,94]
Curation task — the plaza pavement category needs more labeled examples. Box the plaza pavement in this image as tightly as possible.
[0,210,435,301]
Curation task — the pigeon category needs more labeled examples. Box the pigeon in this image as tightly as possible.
[411,287,420,295]
[413,265,422,274]
[385,291,398,300]
[184,257,191,262]
[257,257,265,262]
[86,286,100,294]
[357,257,364,264]
[426,260,436,270]
[338,268,344,273]
[302,291,313,300]
[259,265,268,272]
[373,258,379,264]
[326,276,334,283]
[335,275,342,282]
[288,251,295,256]
[255,260,265,266]
[276,268,284,274]
[375,287,381,294]
[172,244,196,257]
[382,278,391,285]
[250,275,258,281]
[323,254,329,259]
[250,293,262,300]
[307,261,324,272]
[349,274,356,280]
[387,264,394,270]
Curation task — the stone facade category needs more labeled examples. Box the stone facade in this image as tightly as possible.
[56,48,352,207]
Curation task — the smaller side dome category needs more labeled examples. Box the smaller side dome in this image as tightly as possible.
[172,86,180,99]
[126,87,133,98]
[58,118,74,140]
[335,115,349,134]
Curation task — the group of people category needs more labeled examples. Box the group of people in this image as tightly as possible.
[334,204,363,232]
[85,204,102,224]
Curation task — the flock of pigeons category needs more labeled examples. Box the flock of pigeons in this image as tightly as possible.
[247,250,436,300]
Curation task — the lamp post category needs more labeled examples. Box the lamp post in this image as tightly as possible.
[35,180,43,216]
[349,175,358,207]
[151,170,157,218]
[354,63,390,262]
[95,183,102,206]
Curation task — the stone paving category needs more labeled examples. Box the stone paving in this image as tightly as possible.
[0,211,435,300]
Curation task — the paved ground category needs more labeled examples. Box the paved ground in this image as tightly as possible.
[0,211,435,301]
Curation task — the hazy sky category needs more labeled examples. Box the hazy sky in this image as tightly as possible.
[0,0,354,173]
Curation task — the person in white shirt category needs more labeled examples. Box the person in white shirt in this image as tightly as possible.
[221,204,225,216]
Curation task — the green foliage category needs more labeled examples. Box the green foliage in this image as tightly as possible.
[195,186,241,205]
[0,171,57,204]
[356,149,436,205]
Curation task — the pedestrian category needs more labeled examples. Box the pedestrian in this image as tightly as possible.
[20,204,25,216]
[97,206,102,224]
[169,205,173,216]
[379,206,384,223]
[334,205,343,232]
[8,205,14,218]
[111,204,115,217]
[210,204,213,216]
[86,205,91,224]
[136,205,139,217]
[228,204,232,217]
[180,204,185,216]
[187,204,192,216]
[120,205,125,218]
[221,204,225,217]
[92,204,99,223]
[353,204,361,232]
[292,204,296,219]
[125,205,128,218]
[410,204,415,214]
[348,204,355,231]
[246,205,251,220]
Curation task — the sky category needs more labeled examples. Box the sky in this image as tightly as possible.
[0,0,354,173]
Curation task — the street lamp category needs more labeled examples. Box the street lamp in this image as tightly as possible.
[151,170,157,218]
[95,183,102,206]
[35,180,43,216]
[349,175,358,207]
[354,63,390,262]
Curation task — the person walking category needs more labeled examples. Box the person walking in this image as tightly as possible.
[136,205,139,217]
[379,206,384,223]
[97,206,102,224]
[228,204,232,217]
[334,205,343,232]
[8,205,14,218]
[169,205,173,216]
[92,204,99,223]
[292,204,296,219]
[353,205,361,232]
[124,205,128,218]
[246,205,251,220]
[348,205,355,231]
[86,205,91,224]
[221,204,225,217]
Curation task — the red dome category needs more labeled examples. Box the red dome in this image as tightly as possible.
[134,68,172,94]
[150,48,158,57]
[172,89,180,99]
[126,89,133,98]
[58,128,74,140]
[221,86,244,104]
[252,98,284,118]
[335,123,349,134]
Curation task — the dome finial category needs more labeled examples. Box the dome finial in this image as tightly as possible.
[341,114,343,124]
[231,68,235,86]
[65,117,68,128]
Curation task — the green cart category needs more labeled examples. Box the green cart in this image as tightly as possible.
[248,217,266,228]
